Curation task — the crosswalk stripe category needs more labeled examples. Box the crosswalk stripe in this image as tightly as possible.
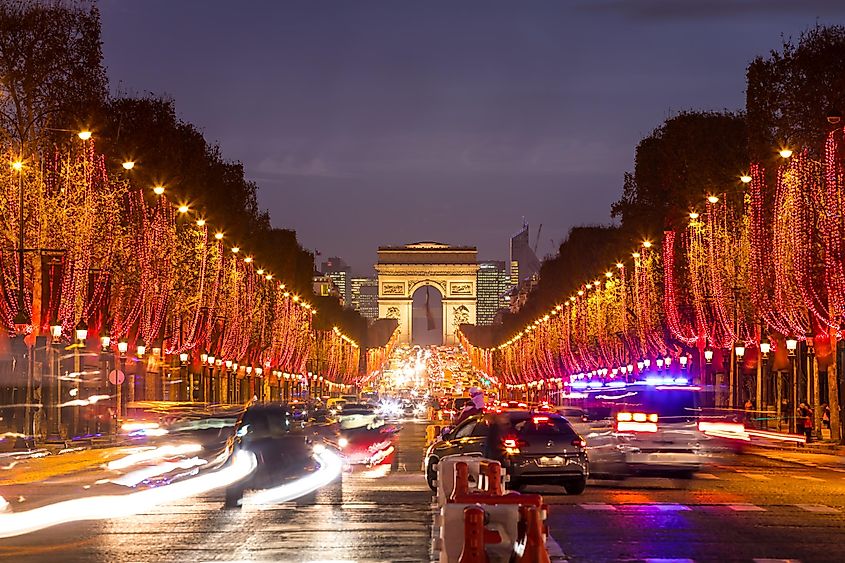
[728,504,766,511]
[695,472,719,480]
[579,503,616,510]
[737,472,771,481]
[794,475,824,482]
[796,504,840,513]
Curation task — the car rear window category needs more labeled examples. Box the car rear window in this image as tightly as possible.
[509,415,577,437]
[453,398,471,410]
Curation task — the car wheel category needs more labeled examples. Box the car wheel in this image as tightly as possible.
[224,485,244,508]
[426,458,438,491]
[563,476,587,495]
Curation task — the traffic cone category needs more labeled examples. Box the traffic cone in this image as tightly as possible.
[459,506,488,563]
[516,505,550,563]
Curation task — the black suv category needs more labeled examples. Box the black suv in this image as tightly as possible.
[225,403,314,507]
[424,412,588,494]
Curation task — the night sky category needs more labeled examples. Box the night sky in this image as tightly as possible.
[99,1,845,275]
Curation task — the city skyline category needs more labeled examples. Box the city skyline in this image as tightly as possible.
[98,1,845,273]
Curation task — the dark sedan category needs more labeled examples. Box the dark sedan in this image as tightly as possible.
[224,403,315,507]
[424,411,588,494]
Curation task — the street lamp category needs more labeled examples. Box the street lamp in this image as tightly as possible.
[786,337,798,432]
[704,347,714,364]
[46,323,63,441]
[679,355,688,369]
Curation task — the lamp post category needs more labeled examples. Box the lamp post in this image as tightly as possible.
[46,323,63,442]
[71,320,87,438]
[704,346,714,407]
[117,338,128,424]
[137,338,147,403]
[734,343,746,410]
[179,352,189,401]
[787,337,798,433]
[760,338,771,429]
[98,334,111,435]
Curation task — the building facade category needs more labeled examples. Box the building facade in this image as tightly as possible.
[350,276,379,320]
[509,223,540,286]
[320,256,351,307]
[476,260,510,325]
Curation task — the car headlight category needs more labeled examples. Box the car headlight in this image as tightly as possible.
[338,437,349,449]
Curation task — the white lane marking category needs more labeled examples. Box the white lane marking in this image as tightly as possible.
[737,472,771,481]
[828,467,845,473]
[796,504,840,513]
[728,504,766,512]
[794,475,824,482]
[579,503,616,510]
[695,472,719,480]
[623,504,690,511]
[546,531,565,558]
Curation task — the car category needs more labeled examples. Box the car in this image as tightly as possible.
[224,403,315,507]
[326,398,347,415]
[424,411,589,495]
[495,400,529,412]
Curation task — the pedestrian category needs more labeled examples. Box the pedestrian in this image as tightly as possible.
[798,402,813,444]
[744,398,755,429]
[822,403,831,430]
[453,387,484,426]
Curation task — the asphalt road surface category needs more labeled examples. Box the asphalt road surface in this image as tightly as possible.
[4,423,845,562]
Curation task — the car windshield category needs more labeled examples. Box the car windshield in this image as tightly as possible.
[240,408,291,435]
[507,414,577,437]
[341,403,374,414]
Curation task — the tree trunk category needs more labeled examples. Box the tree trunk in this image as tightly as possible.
[829,327,841,443]
[813,355,821,437]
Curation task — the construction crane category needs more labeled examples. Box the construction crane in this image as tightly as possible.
[533,223,543,254]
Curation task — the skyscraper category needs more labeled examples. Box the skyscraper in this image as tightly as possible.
[476,261,510,325]
[320,256,351,307]
[350,276,379,319]
[509,222,540,286]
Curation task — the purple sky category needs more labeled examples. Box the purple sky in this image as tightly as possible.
[99,1,845,275]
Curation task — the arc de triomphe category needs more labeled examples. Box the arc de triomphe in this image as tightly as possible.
[376,242,478,345]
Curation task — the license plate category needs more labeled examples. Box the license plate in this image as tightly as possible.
[537,456,565,467]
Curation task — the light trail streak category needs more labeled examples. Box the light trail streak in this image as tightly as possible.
[0,451,257,538]
[247,445,342,506]
[106,443,203,470]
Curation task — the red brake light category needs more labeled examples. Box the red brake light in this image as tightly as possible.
[572,438,587,448]
[503,438,518,448]
[532,416,550,424]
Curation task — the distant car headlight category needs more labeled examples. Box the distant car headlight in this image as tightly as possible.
[338,437,349,449]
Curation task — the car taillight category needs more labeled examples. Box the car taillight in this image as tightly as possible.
[503,436,527,455]
[617,412,658,423]
[571,438,587,448]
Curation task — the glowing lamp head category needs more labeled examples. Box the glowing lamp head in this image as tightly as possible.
[616,262,624,269]
[136,341,146,357]
[679,355,688,367]
[642,240,652,249]
[100,335,111,349]
[50,324,62,339]
[231,247,240,254]
[689,212,699,220]
[11,160,23,171]
[177,205,189,214]
[196,219,206,227]
[707,195,720,204]
[75,320,88,342]
[256,269,264,275]
[632,252,641,259]
[122,161,135,170]
[244,256,253,263]
[77,130,92,141]
[760,341,771,357]
[786,338,798,355]
[704,347,714,363]
[179,352,189,363]
[740,175,752,184]
[117,339,129,354]
[779,148,793,159]
[734,344,746,358]
[214,232,224,240]
[153,185,165,196]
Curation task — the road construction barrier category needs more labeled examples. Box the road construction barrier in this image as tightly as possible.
[434,459,551,563]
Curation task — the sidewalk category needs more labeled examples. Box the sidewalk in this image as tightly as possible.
[746,444,845,469]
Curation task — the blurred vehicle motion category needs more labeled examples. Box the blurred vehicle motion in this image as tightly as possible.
[562,382,719,478]
[424,411,589,494]
[224,403,315,507]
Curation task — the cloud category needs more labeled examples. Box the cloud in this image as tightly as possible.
[252,153,353,179]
